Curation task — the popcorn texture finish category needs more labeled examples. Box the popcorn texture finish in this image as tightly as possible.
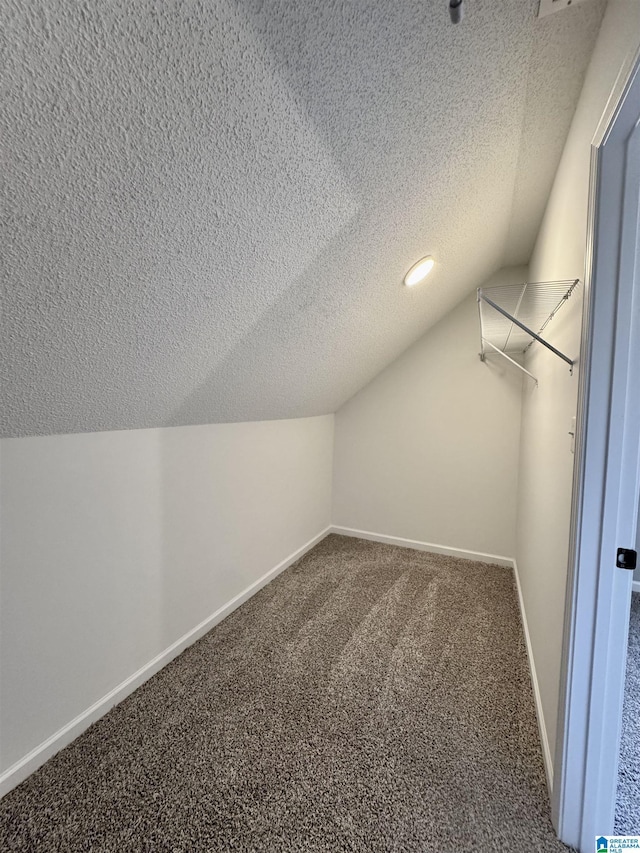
[0,0,605,436]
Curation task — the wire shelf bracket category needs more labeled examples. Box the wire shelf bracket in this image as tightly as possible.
[477,279,579,385]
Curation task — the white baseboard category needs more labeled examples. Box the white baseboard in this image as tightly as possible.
[632,580,640,594]
[330,525,515,568]
[0,526,331,799]
[330,528,553,785]
[513,559,554,794]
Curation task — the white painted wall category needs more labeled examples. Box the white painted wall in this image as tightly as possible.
[0,416,333,783]
[332,268,525,561]
[515,0,640,775]
[635,496,640,585]
[515,288,583,778]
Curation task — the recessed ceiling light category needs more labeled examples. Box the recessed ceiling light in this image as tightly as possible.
[404,256,435,287]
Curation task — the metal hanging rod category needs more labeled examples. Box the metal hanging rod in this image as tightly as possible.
[481,338,539,386]
[477,279,579,385]
[480,291,574,366]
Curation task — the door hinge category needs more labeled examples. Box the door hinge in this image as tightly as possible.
[616,548,637,570]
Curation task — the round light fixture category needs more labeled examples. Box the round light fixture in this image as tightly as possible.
[404,256,435,287]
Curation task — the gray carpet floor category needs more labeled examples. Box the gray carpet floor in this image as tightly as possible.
[0,534,570,852]
[615,591,640,835]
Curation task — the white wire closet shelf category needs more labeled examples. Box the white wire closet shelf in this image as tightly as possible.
[477,279,580,386]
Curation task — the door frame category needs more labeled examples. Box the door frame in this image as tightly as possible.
[553,47,640,851]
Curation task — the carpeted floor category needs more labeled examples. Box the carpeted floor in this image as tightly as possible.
[615,590,640,835]
[0,534,570,852]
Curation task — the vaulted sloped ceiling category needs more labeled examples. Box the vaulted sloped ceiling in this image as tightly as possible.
[1,0,605,437]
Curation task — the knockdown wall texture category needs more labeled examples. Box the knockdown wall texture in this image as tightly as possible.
[0,415,334,782]
[332,268,525,561]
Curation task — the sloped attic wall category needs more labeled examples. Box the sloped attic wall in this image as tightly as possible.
[333,267,526,561]
[1,0,605,438]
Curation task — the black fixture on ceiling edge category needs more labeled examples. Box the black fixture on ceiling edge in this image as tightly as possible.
[449,0,464,24]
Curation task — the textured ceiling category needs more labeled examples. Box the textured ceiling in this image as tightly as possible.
[1,0,606,437]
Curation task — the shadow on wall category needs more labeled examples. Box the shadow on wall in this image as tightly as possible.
[153,0,606,430]
[156,0,556,428]
[158,425,234,648]
[138,0,360,419]
[162,220,365,427]
[156,417,334,654]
